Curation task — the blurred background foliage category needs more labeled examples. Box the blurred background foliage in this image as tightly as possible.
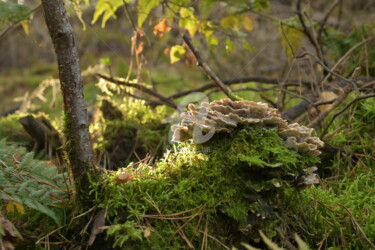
[0,0,374,249]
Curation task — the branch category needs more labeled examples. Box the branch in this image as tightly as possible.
[296,0,325,62]
[168,77,312,100]
[320,93,375,138]
[182,34,238,100]
[307,84,353,128]
[96,74,177,109]
[296,51,358,90]
[318,35,375,88]
[317,0,341,42]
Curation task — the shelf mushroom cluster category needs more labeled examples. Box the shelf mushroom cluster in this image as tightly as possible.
[172,99,324,156]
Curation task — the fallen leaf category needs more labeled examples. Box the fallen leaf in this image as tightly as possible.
[144,226,152,237]
[115,173,135,184]
[88,209,106,246]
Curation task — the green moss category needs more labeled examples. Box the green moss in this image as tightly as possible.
[91,98,169,168]
[284,169,374,249]
[93,125,320,249]
[281,98,375,249]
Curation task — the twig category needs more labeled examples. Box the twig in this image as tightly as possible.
[296,51,359,91]
[338,204,375,248]
[122,0,137,32]
[319,35,375,88]
[0,4,42,42]
[296,0,324,62]
[307,84,352,128]
[168,77,312,100]
[97,74,177,108]
[313,98,336,107]
[182,34,238,100]
[317,0,341,42]
[320,94,375,138]
[260,94,278,108]
[198,230,230,250]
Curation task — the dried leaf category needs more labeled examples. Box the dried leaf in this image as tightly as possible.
[115,173,135,184]
[88,209,106,246]
[153,18,171,38]
[136,41,144,55]
[0,217,22,240]
[185,53,196,67]
[164,47,171,56]
[144,226,152,237]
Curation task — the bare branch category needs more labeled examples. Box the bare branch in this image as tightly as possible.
[307,84,353,128]
[97,74,177,109]
[319,35,375,88]
[182,34,238,100]
[168,77,312,100]
[320,93,375,138]
[317,0,341,42]
[296,0,325,62]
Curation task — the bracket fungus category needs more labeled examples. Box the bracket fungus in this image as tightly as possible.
[172,99,324,156]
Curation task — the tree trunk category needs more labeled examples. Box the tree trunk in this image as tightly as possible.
[41,0,99,204]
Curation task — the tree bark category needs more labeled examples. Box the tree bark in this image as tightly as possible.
[41,0,99,204]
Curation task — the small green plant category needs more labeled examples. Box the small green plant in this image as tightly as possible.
[0,139,70,227]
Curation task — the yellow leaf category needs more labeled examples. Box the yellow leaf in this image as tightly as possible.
[220,15,240,30]
[242,41,255,51]
[137,0,160,27]
[225,39,234,54]
[6,201,25,214]
[179,7,199,37]
[20,20,29,35]
[170,45,186,64]
[279,26,304,61]
[243,16,253,32]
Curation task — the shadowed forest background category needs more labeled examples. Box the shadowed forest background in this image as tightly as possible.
[0,0,374,249]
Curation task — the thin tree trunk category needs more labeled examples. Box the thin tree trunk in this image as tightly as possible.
[41,0,99,204]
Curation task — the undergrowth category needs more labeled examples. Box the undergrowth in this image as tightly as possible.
[91,97,169,169]
[283,98,375,249]
[0,139,70,247]
[92,125,320,249]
